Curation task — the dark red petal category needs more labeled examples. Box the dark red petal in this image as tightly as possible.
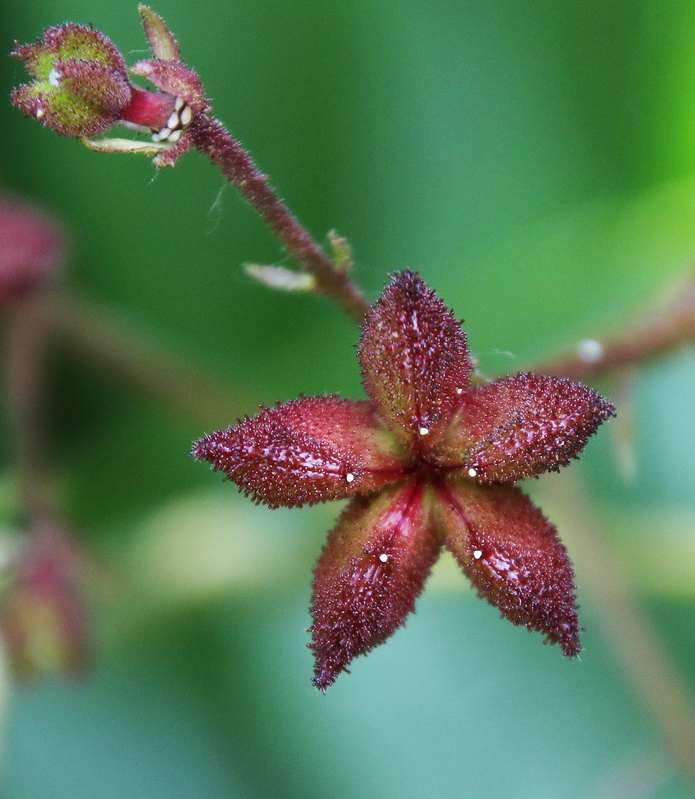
[434,373,615,482]
[359,270,473,448]
[192,396,411,508]
[310,481,440,691]
[434,480,580,656]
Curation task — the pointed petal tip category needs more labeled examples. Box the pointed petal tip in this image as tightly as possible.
[190,430,223,461]
[190,436,209,461]
[311,673,333,693]
[558,626,581,658]
[306,640,338,692]
[309,647,342,692]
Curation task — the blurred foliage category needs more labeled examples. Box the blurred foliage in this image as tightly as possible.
[2,0,695,797]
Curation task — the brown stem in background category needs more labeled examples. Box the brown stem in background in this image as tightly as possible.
[3,296,92,680]
[190,116,370,324]
[38,291,251,429]
[530,269,695,381]
[4,293,59,525]
[543,474,695,788]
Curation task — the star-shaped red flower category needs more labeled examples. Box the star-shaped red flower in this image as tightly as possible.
[193,271,614,690]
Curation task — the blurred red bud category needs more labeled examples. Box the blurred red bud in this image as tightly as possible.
[0,194,64,306]
[0,522,89,679]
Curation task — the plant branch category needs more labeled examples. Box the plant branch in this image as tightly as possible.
[36,290,251,428]
[189,115,370,324]
[4,294,59,525]
[543,474,695,787]
[530,269,695,381]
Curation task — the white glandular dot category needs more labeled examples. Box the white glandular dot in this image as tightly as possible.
[378,554,389,563]
[345,473,355,483]
[419,427,429,436]
[473,550,483,560]
[467,468,478,478]
[576,338,604,363]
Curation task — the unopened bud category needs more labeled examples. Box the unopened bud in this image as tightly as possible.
[0,193,64,306]
[0,523,89,679]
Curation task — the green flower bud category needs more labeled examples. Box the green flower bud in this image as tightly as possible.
[11,24,133,137]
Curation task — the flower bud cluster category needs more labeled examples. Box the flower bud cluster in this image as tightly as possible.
[11,7,207,166]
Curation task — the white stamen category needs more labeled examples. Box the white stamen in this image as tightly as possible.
[174,96,185,111]
[419,427,429,436]
[152,127,170,142]
[345,473,355,483]
[48,68,61,87]
[166,129,182,143]
[180,105,193,126]
[473,550,483,560]
[467,467,478,478]
[576,338,604,363]
[378,553,389,563]
[167,111,180,130]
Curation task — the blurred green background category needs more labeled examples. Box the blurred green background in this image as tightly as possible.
[3,0,695,796]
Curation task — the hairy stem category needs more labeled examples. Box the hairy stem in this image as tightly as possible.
[189,115,370,323]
